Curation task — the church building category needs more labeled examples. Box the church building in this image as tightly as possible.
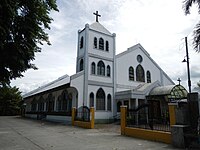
[23,12,177,123]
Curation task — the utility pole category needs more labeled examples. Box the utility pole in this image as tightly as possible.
[185,37,191,93]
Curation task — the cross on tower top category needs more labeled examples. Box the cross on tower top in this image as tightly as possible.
[177,78,181,85]
[93,11,101,22]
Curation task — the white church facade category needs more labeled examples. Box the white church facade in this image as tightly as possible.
[23,13,178,123]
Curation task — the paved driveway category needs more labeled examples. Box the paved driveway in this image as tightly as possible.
[0,116,180,150]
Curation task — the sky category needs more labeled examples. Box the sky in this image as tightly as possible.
[11,0,200,94]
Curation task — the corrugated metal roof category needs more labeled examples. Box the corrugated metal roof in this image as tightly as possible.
[23,74,70,98]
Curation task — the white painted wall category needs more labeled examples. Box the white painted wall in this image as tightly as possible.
[88,57,113,83]
[95,111,113,120]
[46,115,72,124]
[116,45,173,92]
[162,72,174,85]
[71,72,84,107]
[87,85,113,109]
[77,31,85,58]
[88,30,114,59]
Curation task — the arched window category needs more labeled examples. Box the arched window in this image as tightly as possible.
[67,93,72,112]
[57,96,62,111]
[136,64,145,82]
[147,70,151,83]
[79,59,84,71]
[31,98,37,112]
[91,62,96,74]
[89,92,94,107]
[80,36,83,49]
[106,41,109,51]
[97,61,105,76]
[129,66,134,81]
[107,65,111,77]
[99,38,104,50]
[96,88,105,110]
[47,93,55,112]
[38,96,44,111]
[107,94,112,111]
[117,101,122,112]
[94,37,97,48]
[59,90,72,112]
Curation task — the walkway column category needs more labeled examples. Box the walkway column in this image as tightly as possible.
[72,107,76,126]
[168,103,177,126]
[121,105,127,135]
[90,107,95,129]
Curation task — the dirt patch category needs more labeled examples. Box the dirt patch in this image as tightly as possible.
[95,124,120,133]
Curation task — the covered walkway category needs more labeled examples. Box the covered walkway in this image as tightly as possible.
[149,84,188,102]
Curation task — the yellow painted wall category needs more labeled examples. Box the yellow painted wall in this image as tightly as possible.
[168,104,176,126]
[72,107,95,129]
[120,105,172,144]
[125,127,172,144]
[120,106,127,135]
[74,121,92,129]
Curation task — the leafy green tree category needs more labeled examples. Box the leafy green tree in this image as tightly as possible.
[0,84,22,115]
[197,81,200,87]
[183,0,200,52]
[0,0,58,84]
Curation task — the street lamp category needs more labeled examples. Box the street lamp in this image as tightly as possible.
[182,37,191,93]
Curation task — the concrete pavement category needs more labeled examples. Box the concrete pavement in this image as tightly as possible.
[0,116,181,150]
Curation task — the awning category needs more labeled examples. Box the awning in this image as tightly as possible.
[149,85,188,100]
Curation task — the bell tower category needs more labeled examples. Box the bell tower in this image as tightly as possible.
[75,12,116,118]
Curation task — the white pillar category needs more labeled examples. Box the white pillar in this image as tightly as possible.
[54,100,57,111]
[136,98,139,108]
[36,104,38,111]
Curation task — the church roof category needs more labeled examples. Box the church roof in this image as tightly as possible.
[23,74,70,98]
[89,22,112,35]
[115,81,161,100]
[116,43,150,58]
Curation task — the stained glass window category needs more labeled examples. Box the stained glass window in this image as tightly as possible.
[94,37,97,48]
[96,88,105,110]
[136,65,145,82]
[97,61,105,76]
[90,92,94,107]
[99,38,104,50]
[147,70,151,83]
[129,66,134,81]
[107,94,111,111]
[91,62,96,74]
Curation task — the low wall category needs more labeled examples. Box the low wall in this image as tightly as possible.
[72,107,95,129]
[121,105,175,144]
[124,127,172,144]
[25,114,37,119]
[74,121,93,129]
[46,115,71,124]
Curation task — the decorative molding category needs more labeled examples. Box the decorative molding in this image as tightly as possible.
[88,80,113,87]
[88,53,113,62]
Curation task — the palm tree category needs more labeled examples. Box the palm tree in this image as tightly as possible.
[183,0,200,52]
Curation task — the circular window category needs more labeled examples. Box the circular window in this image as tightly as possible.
[137,55,143,63]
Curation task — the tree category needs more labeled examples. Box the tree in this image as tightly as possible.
[0,0,58,84]
[183,0,200,52]
[0,84,22,115]
[197,81,200,87]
